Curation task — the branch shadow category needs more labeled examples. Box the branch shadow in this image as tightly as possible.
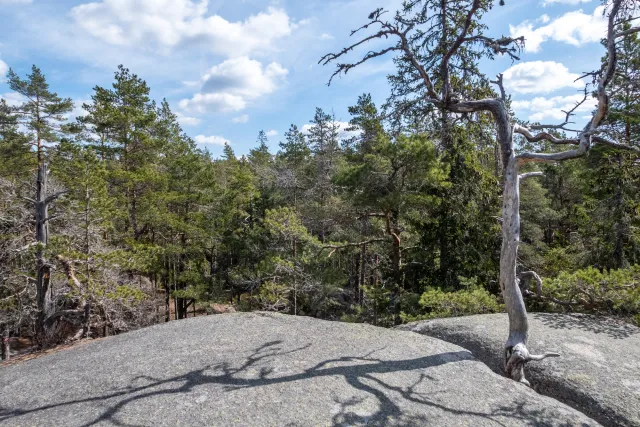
[532,312,639,339]
[1,340,593,426]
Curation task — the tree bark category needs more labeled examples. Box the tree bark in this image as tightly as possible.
[359,243,366,306]
[500,155,531,383]
[35,163,53,342]
[386,212,402,281]
[1,324,9,361]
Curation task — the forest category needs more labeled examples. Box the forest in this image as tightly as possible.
[0,0,639,365]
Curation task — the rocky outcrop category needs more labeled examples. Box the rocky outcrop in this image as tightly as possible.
[0,312,598,426]
[399,313,640,427]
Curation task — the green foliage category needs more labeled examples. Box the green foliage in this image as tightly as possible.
[401,281,504,323]
[542,266,640,325]
[6,65,73,158]
[107,285,147,304]
[415,126,501,291]
[256,281,291,312]
[3,50,640,343]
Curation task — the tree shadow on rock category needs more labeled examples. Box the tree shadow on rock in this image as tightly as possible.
[532,312,639,339]
[1,340,592,426]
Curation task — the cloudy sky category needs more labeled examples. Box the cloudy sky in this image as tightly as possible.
[0,0,612,157]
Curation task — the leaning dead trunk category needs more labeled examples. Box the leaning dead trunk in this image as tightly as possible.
[500,155,527,347]
[499,155,559,383]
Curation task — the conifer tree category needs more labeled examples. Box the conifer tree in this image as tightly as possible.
[6,65,73,341]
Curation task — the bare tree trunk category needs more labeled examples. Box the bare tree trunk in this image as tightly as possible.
[500,156,531,383]
[35,163,53,342]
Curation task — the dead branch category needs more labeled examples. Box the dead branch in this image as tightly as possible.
[592,136,640,153]
[528,87,589,131]
[518,172,544,180]
[614,26,640,38]
[56,255,82,291]
[490,73,506,102]
[513,124,580,145]
[0,288,28,303]
[320,238,388,257]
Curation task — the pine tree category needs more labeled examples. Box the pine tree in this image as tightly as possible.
[276,124,310,209]
[305,108,342,243]
[6,65,73,341]
[83,65,159,241]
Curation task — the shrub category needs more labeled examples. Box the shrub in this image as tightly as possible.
[541,265,640,326]
[400,284,503,323]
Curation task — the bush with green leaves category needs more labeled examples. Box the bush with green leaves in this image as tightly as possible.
[400,277,503,322]
[540,265,640,325]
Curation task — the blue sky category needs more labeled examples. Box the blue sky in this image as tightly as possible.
[0,0,613,157]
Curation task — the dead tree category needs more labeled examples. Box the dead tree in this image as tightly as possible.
[320,0,640,384]
[7,66,73,342]
[29,163,66,340]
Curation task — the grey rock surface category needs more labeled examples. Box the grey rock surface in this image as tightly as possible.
[398,313,640,427]
[1,312,599,426]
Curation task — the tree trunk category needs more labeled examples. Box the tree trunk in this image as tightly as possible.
[82,302,91,339]
[613,154,625,268]
[35,163,53,342]
[387,212,401,282]
[359,259,365,306]
[1,325,9,361]
[129,186,139,240]
[499,127,559,384]
[500,155,530,383]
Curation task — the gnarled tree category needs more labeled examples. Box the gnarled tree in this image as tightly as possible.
[321,0,640,384]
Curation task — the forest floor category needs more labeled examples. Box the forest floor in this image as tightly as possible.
[1,303,236,368]
[0,337,103,368]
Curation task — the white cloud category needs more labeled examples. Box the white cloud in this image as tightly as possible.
[65,99,90,121]
[0,59,8,81]
[503,61,583,94]
[232,114,249,123]
[542,0,591,5]
[266,129,278,137]
[0,92,26,107]
[511,93,597,122]
[319,33,334,40]
[180,93,246,114]
[70,1,295,57]
[194,134,229,145]
[179,57,288,113]
[510,6,607,52]
[175,111,201,126]
[302,121,361,140]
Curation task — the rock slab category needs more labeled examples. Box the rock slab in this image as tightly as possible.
[0,312,598,426]
[399,313,640,427]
